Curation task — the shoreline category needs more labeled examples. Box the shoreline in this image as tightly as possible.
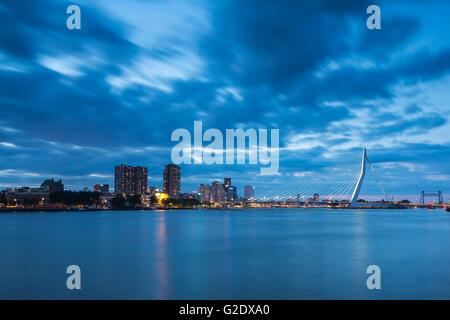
[0,205,445,213]
[0,206,199,213]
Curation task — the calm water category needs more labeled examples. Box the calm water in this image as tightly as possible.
[0,208,449,299]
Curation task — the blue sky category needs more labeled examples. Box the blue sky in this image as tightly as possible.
[0,0,449,201]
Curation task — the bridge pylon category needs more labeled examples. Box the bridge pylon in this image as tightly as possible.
[349,147,367,206]
[349,147,393,208]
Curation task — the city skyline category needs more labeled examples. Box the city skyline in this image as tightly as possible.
[0,0,450,199]
[0,159,447,202]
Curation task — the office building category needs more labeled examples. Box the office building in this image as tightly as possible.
[224,178,231,188]
[163,164,181,197]
[244,185,255,201]
[227,186,237,202]
[114,165,148,195]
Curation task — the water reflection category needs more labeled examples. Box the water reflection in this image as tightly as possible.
[155,214,169,299]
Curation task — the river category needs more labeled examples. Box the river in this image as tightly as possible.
[0,208,449,299]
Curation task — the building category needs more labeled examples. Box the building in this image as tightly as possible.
[40,178,64,193]
[163,164,181,197]
[114,165,148,195]
[224,178,231,188]
[99,193,114,207]
[198,184,212,203]
[211,181,227,203]
[141,193,159,207]
[94,184,109,194]
[147,186,159,195]
[4,187,49,206]
[180,192,201,201]
[227,186,237,202]
[244,185,255,201]
[313,193,319,201]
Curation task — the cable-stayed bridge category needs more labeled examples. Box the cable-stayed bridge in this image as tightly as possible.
[253,147,399,208]
[252,147,447,209]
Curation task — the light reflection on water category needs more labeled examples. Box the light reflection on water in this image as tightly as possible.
[0,208,449,299]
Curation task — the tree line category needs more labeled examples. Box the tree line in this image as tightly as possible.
[0,190,200,209]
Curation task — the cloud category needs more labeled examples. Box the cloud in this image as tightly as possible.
[0,0,449,196]
[426,174,450,181]
[0,142,19,148]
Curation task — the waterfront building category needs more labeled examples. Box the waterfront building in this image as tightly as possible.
[40,178,64,193]
[4,187,49,206]
[244,185,255,201]
[163,164,181,197]
[94,184,109,194]
[224,178,231,188]
[99,193,113,207]
[198,184,212,203]
[313,193,319,201]
[227,186,237,202]
[114,164,148,195]
[211,181,227,203]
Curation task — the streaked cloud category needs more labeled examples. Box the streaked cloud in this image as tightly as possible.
[0,0,449,196]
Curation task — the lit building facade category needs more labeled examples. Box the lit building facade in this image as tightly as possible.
[227,186,237,202]
[211,181,227,203]
[114,165,148,195]
[199,184,212,203]
[163,164,181,197]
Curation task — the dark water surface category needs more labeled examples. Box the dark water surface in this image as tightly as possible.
[0,208,449,299]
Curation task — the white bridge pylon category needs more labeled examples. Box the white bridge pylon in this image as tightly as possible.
[349,147,393,207]
[349,147,367,205]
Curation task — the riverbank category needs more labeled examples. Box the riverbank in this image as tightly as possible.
[0,206,199,212]
[0,207,107,212]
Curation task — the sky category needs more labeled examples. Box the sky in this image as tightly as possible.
[0,0,449,201]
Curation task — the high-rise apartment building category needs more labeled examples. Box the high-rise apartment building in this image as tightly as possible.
[211,181,227,203]
[114,165,147,195]
[199,184,212,203]
[163,164,181,197]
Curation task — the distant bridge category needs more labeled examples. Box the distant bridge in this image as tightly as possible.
[253,147,447,209]
[420,190,443,204]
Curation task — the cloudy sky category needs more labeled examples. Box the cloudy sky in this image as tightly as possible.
[0,0,449,200]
